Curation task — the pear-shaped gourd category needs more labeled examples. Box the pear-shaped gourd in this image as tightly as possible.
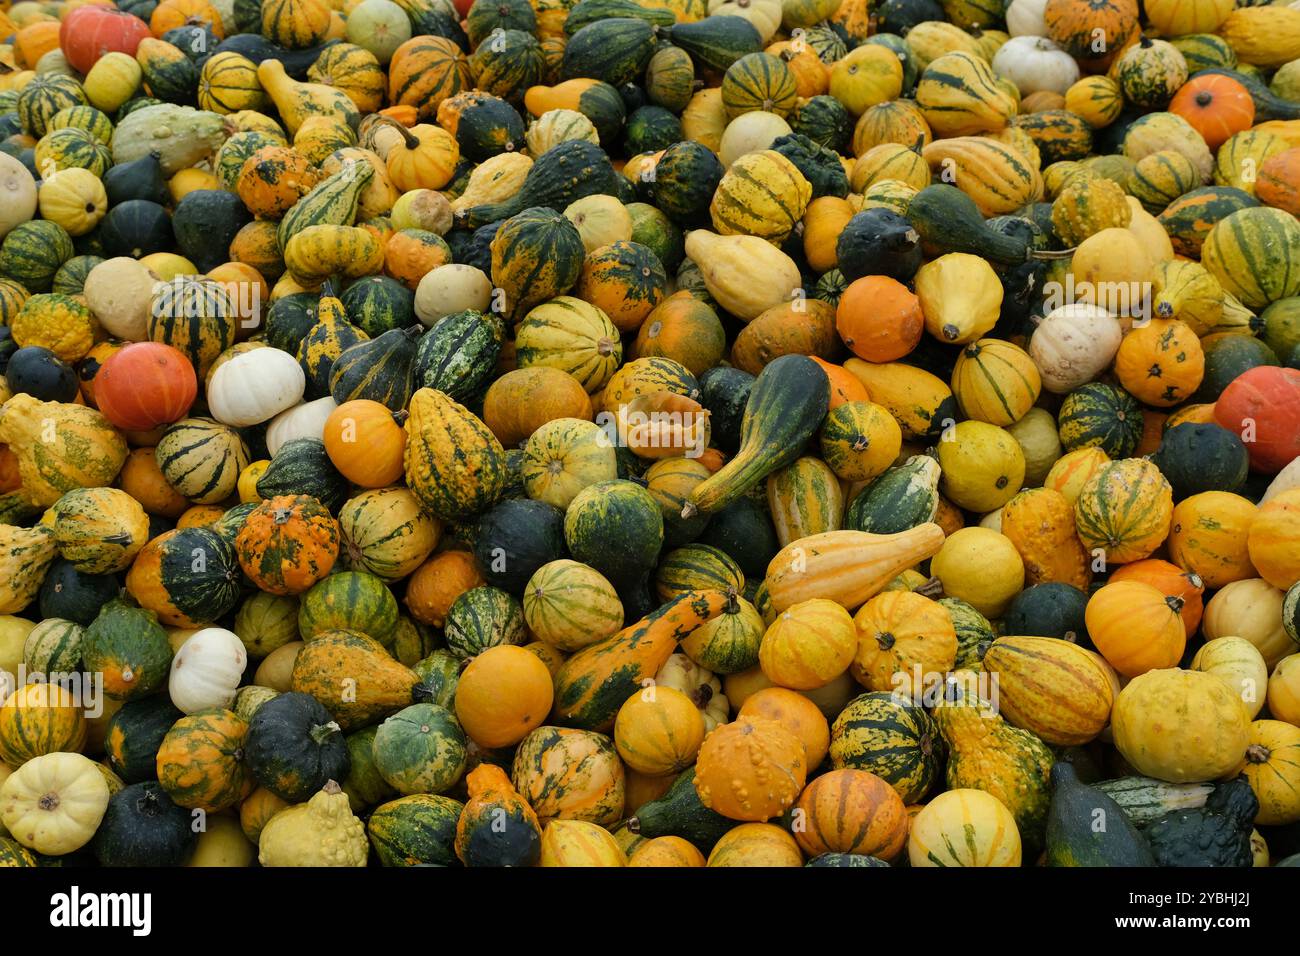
[403,387,507,522]
[257,59,359,138]
[0,523,58,614]
[454,764,543,867]
[683,230,802,321]
[1045,763,1155,867]
[258,780,367,867]
[0,395,128,507]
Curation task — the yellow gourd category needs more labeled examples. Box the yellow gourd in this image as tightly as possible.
[0,752,110,856]
[0,524,58,614]
[256,58,359,137]
[682,230,802,321]
[257,780,367,867]
[914,253,1003,344]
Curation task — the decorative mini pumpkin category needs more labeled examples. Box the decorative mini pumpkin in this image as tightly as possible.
[758,598,856,691]
[168,627,248,714]
[792,768,908,860]
[234,495,340,596]
[692,715,806,821]
[1085,580,1186,678]
[0,752,110,856]
[454,645,554,749]
[154,708,249,812]
[613,686,706,777]
[850,591,958,694]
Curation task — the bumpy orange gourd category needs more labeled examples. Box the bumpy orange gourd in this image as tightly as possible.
[693,715,807,821]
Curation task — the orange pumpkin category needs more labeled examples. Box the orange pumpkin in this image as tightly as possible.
[233,494,340,595]
[116,446,190,518]
[613,686,706,776]
[628,835,706,867]
[851,591,958,694]
[150,0,225,36]
[737,686,831,768]
[322,399,408,488]
[1168,491,1258,588]
[810,357,870,409]
[229,220,286,282]
[1256,149,1300,217]
[576,241,668,334]
[237,146,321,219]
[404,550,484,626]
[1247,489,1300,590]
[13,21,62,69]
[384,229,452,290]
[630,292,726,377]
[1109,558,1205,637]
[177,504,226,529]
[383,121,459,191]
[1085,580,1187,678]
[455,645,554,748]
[758,598,857,691]
[1169,73,1255,151]
[388,36,472,120]
[730,299,839,376]
[693,716,807,821]
[836,276,923,362]
[706,822,804,866]
[791,768,908,860]
[1113,319,1204,407]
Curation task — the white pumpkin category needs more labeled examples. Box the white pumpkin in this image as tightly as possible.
[168,627,248,713]
[1028,303,1123,394]
[0,752,110,855]
[719,111,793,166]
[207,348,306,427]
[82,257,161,342]
[414,264,494,327]
[1262,457,1300,504]
[991,35,1079,95]
[0,153,37,239]
[1005,0,1048,36]
[265,396,337,456]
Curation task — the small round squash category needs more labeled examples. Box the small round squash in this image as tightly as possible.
[613,686,706,777]
[758,598,856,691]
[693,715,806,821]
[454,645,554,749]
[792,768,908,860]
[908,788,1022,867]
[0,752,110,856]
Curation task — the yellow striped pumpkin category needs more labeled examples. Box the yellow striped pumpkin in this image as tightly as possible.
[916,51,1016,137]
[709,149,812,243]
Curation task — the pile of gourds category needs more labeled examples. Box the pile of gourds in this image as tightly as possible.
[0,0,1299,870]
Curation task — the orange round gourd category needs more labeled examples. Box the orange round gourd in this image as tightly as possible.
[758,598,857,690]
[236,146,321,219]
[1113,318,1204,407]
[234,495,340,595]
[116,446,189,518]
[1085,580,1187,678]
[706,822,804,867]
[630,292,726,377]
[1109,558,1205,637]
[384,229,452,290]
[1168,491,1257,588]
[455,645,554,748]
[836,276,923,362]
[1247,490,1300,591]
[628,835,705,867]
[613,686,706,776]
[482,367,594,449]
[404,550,484,626]
[323,399,408,487]
[850,591,958,694]
[1169,74,1255,151]
[1255,148,1300,217]
[693,715,807,821]
[737,686,831,768]
[384,122,459,191]
[791,768,908,860]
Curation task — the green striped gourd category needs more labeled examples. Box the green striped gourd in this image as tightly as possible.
[829,692,943,804]
[404,386,507,521]
[845,456,941,534]
[155,418,251,504]
[413,309,505,402]
[298,571,401,647]
[278,160,375,249]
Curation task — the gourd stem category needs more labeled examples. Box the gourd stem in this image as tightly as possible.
[310,720,342,744]
[375,115,421,151]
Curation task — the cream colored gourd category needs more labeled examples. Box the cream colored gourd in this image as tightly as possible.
[265,396,338,456]
[1203,578,1292,667]
[208,348,307,427]
[451,152,533,214]
[168,627,249,714]
[1191,636,1268,718]
[1028,303,1124,393]
[83,257,160,342]
[0,153,38,239]
[684,231,802,321]
[991,36,1078,95]
[1005,0,1048,36]
[415,264,493,326]
[258,780,367,867]
[0,752,110,856]
[719,111,792,166]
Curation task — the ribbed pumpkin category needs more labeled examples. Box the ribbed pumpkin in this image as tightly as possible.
[850,591,958,694]
[828,691,941,803]
[1085,580,1186,678]
[1068,458,1174,570]
[908,788,1022,867]
[709,149,812,243]
[0,682,87,766]
[510,725,625,826]
[613,686,706,776]
[721,52,798,119]
[1202,207,1300,311]
[950,338,1040,427]
[337,487,439,583]
[792,768,907,860]
[758,598,856,691]
[490,207,586,323]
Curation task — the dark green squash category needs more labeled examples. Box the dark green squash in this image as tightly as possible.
[907,184,1034,265]
[648,140,724,228]
[771,133,850,200]
[338,276,415,338]
[245,691,351,802]
[837,207,923,282]
[668,16,764,71]
[171,190,253,273]
[104,696,185,784]
[129,527,243,627]
[564,0,674,34]
[563,479,664,592]
[81,599,173,702]
[51,255,103,296]
[104,154,170,207]
[845,457,941,534]
[3,346,78,402]
[368,793,465,866]
[1057,382,1144,457]
[413,309,505,401]
[38,560,121,626]
[255,438,352,512]
[626,201,684,272]
[471,497,566,595]
[453,94,526,162]
[789,94,854,153]
[625,767,734,854]
[92,782,197,867]
[467,0,537,48]
[696,495,778,582]
[265,293,321,354]
[1151,422,1250,500]
[806,853,891,867]
[1045,763,1154,866]
[329,325,423,412]
[0,220,74,291]
[97,200,172,260]
[624,105,682,156]
[1001,583,1090,646]
[1192,335,1280,403]
[1144,778,1258,867]
[457,139,620,229]
[560,18,658,86]
[341,725,397,811]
